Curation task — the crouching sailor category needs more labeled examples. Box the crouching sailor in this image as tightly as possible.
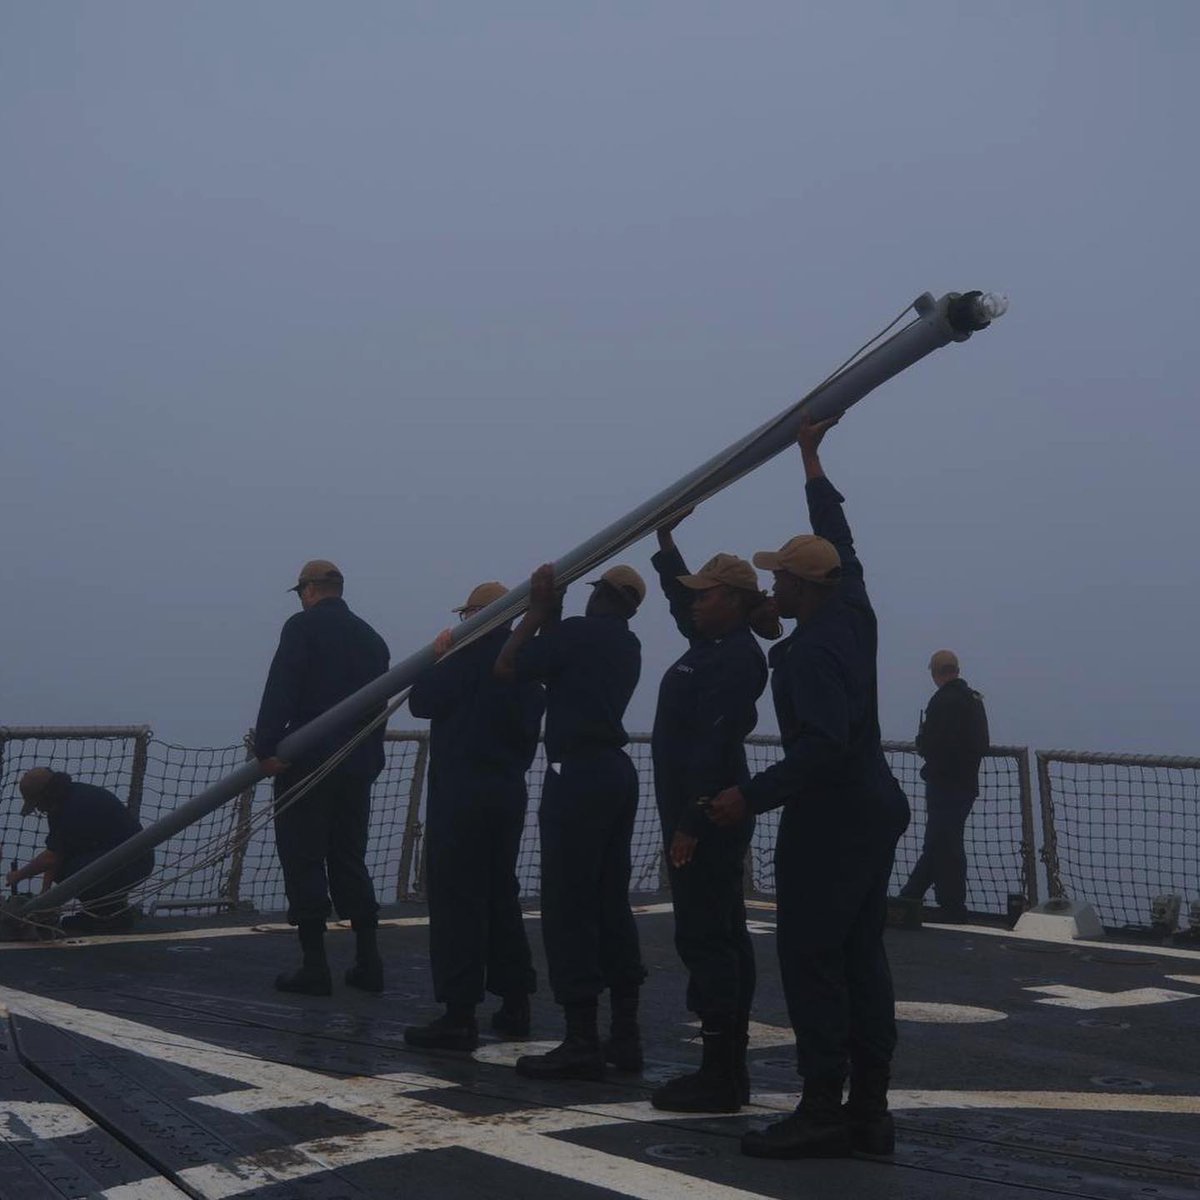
[9,768,154,935]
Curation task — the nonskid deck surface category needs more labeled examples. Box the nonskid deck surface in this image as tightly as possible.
[1,905,1198,1199]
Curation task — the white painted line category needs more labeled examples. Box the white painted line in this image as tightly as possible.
[1025,984,1200,1010]
[744,1089,1200,1115]
[0,985,765,1200]
[896,1001,1007,1024]
[927,920,1200,962]
[1164,974,1200,986]
[0,903,683,953]
[0,1099,96,1141]
[0,916,430,952]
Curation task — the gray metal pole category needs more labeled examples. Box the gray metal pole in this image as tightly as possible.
[18,288,1004,917]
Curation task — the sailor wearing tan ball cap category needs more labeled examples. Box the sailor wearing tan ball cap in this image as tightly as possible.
[254,558,391,998]
[643,511,779,1114]
[707,416,910,1161]
[404,581,545,1052]
[494,560,647,1082]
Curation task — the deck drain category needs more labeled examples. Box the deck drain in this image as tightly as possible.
[1091,1075,1155,1090]
[646,1143,714,1162]
[1077,1018,1131,1030]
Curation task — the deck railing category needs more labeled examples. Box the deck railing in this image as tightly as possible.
[0,726,1193,932]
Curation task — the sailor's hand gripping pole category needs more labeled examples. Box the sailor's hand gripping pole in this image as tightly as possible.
[16,289,1006,919]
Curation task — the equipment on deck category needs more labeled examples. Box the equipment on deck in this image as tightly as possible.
[14,289,1007,921]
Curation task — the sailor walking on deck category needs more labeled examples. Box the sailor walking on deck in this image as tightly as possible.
[405,581,545,1051]
[254,559,391,997]
[709,417,910,1160]
[647,512,776,1112]
[495,562,646,1081]
[899,649,989,923]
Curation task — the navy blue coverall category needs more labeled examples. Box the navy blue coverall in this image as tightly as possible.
[409,627,545,1006]
[515,614,645,1005]
[741,478,910,1084]
[255,596,390,925]
[47,782,154,913]
[650,546,767,1022]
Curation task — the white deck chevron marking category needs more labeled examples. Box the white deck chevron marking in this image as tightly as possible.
[1025,984,1199,1010]
[0,985,768,1200]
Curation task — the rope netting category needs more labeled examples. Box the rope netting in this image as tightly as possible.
[0,729,426,917]
[0,726,1040,922]
[1037,751,1200,932]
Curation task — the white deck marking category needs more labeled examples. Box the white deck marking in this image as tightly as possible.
[747,1089,1200,1114]
[0,903,682,954]
[0,985,768,1200]
[1025,984,1200,1010]
[0,1099,96,1141]
[896,1001,1007,1023]
[1164,974,1200,986]
[927,919,1200,962]
[7,973,1200,1200]
[101,1182,191,1200]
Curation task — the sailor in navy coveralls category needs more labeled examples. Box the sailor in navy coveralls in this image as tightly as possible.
[495,562,646,1081]
[647,513,777,1111]
[405,581,545,1052]
[710,418,910,1160]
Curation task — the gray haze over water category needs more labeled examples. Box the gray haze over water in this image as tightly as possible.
[3,2,1198,758]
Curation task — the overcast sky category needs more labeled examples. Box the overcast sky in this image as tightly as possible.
[3,1,1197,757]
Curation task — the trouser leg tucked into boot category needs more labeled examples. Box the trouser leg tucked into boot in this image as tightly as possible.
[741,1073,852,1159]
[404,1001,479,1051]
[276,920,333,996]
[845,1061,895,1157]
[516,999,603,1080]
[345,916,384,993]
[602,985,643,1072]
[652,1016,741,1113]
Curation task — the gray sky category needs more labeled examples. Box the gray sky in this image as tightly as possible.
[3,2,1198,756]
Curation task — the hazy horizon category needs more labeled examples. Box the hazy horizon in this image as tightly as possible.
[3,3,1198,759]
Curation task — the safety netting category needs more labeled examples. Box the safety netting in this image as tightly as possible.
[2,726,1037,921]
[1037,750,1200,932]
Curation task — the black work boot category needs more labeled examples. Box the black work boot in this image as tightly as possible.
[275,920,333,996]
[404,1002,479,1051]
[602,985,643,1072]
[345,916,384,993]
[651,1018,741,1113]
[516,999,603,1081]
[741,1073,852,1159]
[845,1061,895,1158]
[491,994,532,1037]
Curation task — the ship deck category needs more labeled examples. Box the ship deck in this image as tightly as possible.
[2,903,1199,1199]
